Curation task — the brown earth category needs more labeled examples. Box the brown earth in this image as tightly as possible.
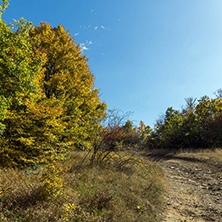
[149,149,222,222]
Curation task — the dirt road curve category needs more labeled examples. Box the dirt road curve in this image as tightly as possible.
[151,151,222,222]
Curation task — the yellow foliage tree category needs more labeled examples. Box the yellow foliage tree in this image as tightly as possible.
[30,23,107,150]
[0,21,106,167]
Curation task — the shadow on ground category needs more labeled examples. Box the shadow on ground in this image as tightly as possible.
[146,149,222,170]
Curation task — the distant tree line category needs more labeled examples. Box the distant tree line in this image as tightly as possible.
[93,94,222,153]
[145,95,222,150]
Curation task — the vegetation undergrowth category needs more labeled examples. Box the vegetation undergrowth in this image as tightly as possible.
[0,151,164,222]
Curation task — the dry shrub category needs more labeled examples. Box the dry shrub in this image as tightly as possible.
[0,151,164,222]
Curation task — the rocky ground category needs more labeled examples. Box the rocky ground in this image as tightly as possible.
[149,150,222,222]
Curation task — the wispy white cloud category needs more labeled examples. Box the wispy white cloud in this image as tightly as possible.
[94,26,106,30]
[81,46,89,51]
[86,40,93,45]
[80,43,89,51]
[80,40,93,51]
[74,32,79,36]
[79,25,107,32]
[90,9,96,15]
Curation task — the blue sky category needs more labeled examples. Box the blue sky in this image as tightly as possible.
[2,0,222,127]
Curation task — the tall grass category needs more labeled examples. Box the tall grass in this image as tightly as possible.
[0,151,164,221]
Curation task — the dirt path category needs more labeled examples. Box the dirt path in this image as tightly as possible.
[150,151,222,222]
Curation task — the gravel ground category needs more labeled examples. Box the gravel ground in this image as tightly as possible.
[149,150,222,222]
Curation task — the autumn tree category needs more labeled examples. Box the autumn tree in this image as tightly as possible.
[0,17,63,166]
[0,1,41,135]
[0,1,58,166]
[29,23,107,150]
[0,5,106,166]
[0,0,8,18]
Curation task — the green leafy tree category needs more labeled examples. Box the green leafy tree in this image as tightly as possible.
[0,1,41,135]
[0,0,42,134]
[153,107,184,149]
[147,95,222,150]
[0,18,64,166]
[195,96,222,147]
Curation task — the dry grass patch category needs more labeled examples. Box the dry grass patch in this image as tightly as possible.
[175,148,222,163]
[0,151,164,222]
